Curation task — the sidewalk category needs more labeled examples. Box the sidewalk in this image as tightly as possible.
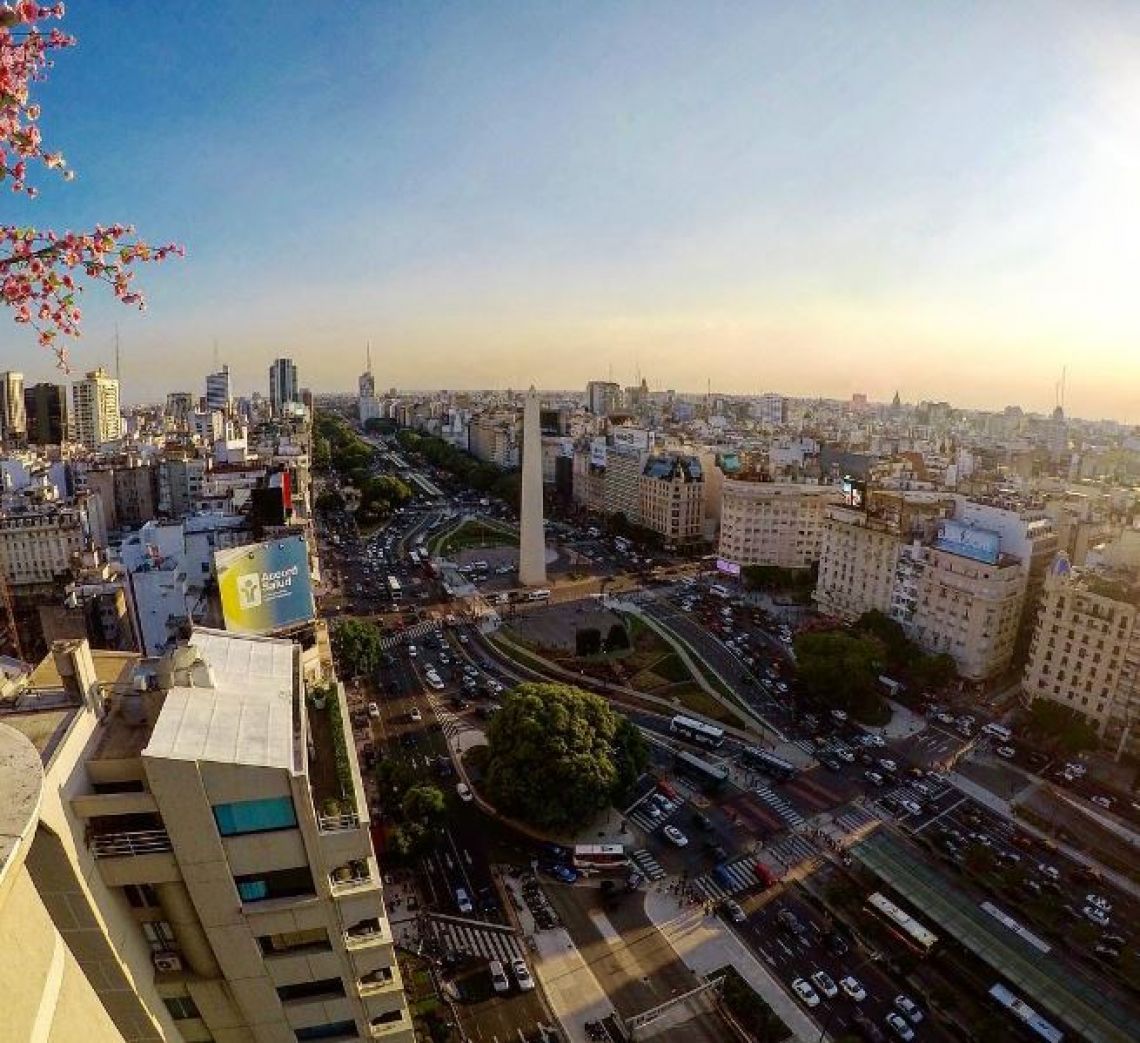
[949,770,1140,901]
[644,888,821,1042]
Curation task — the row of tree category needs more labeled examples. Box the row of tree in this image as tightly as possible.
[314,412,414,522]
[397,429,521,509]
[331,619,385,678]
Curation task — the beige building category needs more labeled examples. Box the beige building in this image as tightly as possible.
[0,502,87,589]
[718,480,840,569]
[815,505,905,619]
[73,367,123,449]
[0,722,130,1043]
[466,413,519,468]
[1,632,410,1043]
[639,454,704,548]
[1023,558,1140,755]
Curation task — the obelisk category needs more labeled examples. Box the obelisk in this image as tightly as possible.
[518,386,547,586]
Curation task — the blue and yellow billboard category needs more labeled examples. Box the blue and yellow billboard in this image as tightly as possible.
[215,535,315,634]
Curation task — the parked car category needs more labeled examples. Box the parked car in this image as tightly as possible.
[455,888,474,914]
[456,782,474,803]
[894,995,923,1024]
[510,957,535,991]
[662,825,689,847]
[996,745,1016,759]
[886,1013,915,1041]
[791,978,820,1008]
[1083,905,1111,927]
[840,975,866,1001]
[864,771,885,787]
[810,970,838,998]
[488,958,509,993]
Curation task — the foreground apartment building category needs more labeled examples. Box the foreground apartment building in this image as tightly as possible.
[1,630,409,1043]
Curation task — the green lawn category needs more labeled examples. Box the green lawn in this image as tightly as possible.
[436,520,516,556]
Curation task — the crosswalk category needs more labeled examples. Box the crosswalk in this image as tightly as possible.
[791,738,816,754]
[381,619,439,651]
[426,915,525,964]
[692,857,758,900]
[762,833,817,869]
[630,849,666,881]
[833,805,879,834]
[753,786,806,828]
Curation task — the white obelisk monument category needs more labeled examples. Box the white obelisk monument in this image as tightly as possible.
[518,386,547,586]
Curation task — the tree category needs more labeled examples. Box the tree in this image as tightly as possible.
[610,717,648,804]
[794,629,889,725]
[483,683,638,832]
[315,489,345,513]
[605,623,629,652]
[1,5,181,364]
[401,785,446,830]
[1027,699,1099,754]
[330,619,384,677]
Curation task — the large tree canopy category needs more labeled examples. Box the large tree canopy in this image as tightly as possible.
[331,619,384,678]
[793,629,889,725]
[483,683,647,832]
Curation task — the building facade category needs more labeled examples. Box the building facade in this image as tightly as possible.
[25,381,71,444]
[586,380,621,416]
[205,365,232,414]
[0,369,26,445]
[466,413,520,468]
[718,480,839,569]
[639,454,704,548]
[73,368,123,448]
[0,502,87,589]
[269,358,300,415]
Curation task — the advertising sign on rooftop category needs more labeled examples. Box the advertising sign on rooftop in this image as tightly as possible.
[589,438,608,469]
[716,558,741,576]
[935,519,1000,565]
[215,534,315,634]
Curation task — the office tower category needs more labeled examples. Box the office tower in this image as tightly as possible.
[205,364,231,413]
[24,380,71,444]
[0,370,26,445]
[269,357,299,414]
[165,391,194,424]
[518,387,547,586]
[586,380,621,416]
[72,367,123,448]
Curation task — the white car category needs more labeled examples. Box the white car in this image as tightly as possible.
[1083,905,1111,926]
[835,747,855,763]
[662,825,689,847]
[367,702,380,719]
[840,975,866,1002]
[865,733,886,747]
[510,957,535,991]
[995,745,1016,759]
[407,644,417,657]
[886,1013,915,1041]
[894,994,923,1023]
[1037,863,1060,881]
[409,707,422,722]
[488,958,509,992]
[654,794,677,813]
[878,758,898,774]
[791,978,820,1008]
[1087,893,1112,912]
[900,799,923,816]
[456,782,474,803]
[810,970,838,998]
[455,888,474,914]
[1091,795,1115,809]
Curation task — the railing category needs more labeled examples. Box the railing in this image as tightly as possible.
[358,971,397,996]
[344,920,388,949]
[330,869,374,894]
[318,811,360,833]
[90,828,173,859]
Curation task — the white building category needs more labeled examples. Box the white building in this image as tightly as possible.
[718,480,840,569]
[73,367,123,448]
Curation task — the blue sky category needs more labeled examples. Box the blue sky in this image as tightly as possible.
[4,2,1139,418]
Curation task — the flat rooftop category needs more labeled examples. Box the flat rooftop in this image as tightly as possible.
[143,628,297,770]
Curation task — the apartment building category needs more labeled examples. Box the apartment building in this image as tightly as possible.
[585,380,621,416]
[206,366,232,414]
[718,480,840,569]
[0,369,26,445]
[466,413,520,468]
[815,505,903,619]
[74,368,124,449]
[639,454,704,548]
[25,380,72,444]
[3,631,410,1043]
[0,501,87,589]
[269,359,300,416]
[1023,557,1140,755]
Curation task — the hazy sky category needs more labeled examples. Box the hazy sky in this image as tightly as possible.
[4,2,1139,419]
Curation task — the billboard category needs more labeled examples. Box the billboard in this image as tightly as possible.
[716,558,742,576]
[841,475,867,510]
[611,426,652,451]
[589,438,608,469]
[215,535,315,634]
[935,519,1000,565]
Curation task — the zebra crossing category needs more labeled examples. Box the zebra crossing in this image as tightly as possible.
[630,849,666,881]
[833,805,879,833]
[426,915,525,964]
[791,737,816,754]
[762,833,817,869]
[692,857,758,900]
[380,619,440,650]
[753,786,806,828]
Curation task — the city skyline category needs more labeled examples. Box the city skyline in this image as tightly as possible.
[2,3,1139,419]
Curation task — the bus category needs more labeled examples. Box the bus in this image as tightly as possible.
[739,746,797,781]
[571,844,629,869]
[865,892,938,954]
[987,984,1064,1043]
[670,714,725,749]
[673,750,729,793]
[386,575,402,601]
[526,588,551,601]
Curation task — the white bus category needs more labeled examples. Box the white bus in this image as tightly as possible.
[865,892,938,954]
[670,714,726,749]
[386,575,402,601]
[571,844,629,869]
[526,589,551,601]
[988,984,1064,1043]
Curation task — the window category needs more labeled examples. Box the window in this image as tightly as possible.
[141,920,177,952]
[277,978,345,1002]
[235,866,314,904]
[258,928,331,956]
[124,883,160,909]
[213,796,297,836]
[295,1024,357,1042]
[163,996,200,1021]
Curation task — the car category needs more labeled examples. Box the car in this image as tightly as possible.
[810,970,838,998]
[646,802,663,820]
[996,745,1016,759]
[1037,862,1061,881]
[407,644,417,657]
[791,978,820,1008]
[1094,943,1122,961]
[894,995,923,1023]
[662,825,689,847]
[1083,905,1111,926]
[864,732,886,747]
[456,782,474,803]
[367,702,380,719]
[840,975,866,1001]
[831,709,849,723]
[886,1013,915,1041]
[1086,893,1112,912]
[692,811,714,831]
[821,755,843,772]
[654,794,677,813]
[488,958,510,993]
[777,909,805,935]
[835,747,855,763]
[878,758,898,774]
[542,863,579,884]
[935,712,956,725]
[864,771,885,787]
[455,888,474,914]
[721,899,746,923]
[1101,932,1127,948]
[900,799,922,816]
[510,956,535,990]
[826,932,850,957]
[409,707,422,722]
[1091,795,1116,810]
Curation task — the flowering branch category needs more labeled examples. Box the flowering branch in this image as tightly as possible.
[0,2,183,368]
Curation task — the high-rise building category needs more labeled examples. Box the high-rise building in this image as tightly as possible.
[586,380,622,416]
[269,357,299,414]
[753,392,787,427]
[164,391,194,424]
[205,364,231,413]
[0,370,26,445]
[72,367,123,448]
[24,380,71,444]
[3,632,412,1043]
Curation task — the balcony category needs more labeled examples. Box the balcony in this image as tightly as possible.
[91,828,173,859]
[318,810,360,833]
[369,1011,412,1041]
[344,918,390,951]
[358,968,400,998]
[329,859,374,895]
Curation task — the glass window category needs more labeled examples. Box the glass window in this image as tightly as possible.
[234,866,314,904]
[163,996,200,1020]
[277,978,345,1002]
[213,796,297,836]
[295,1024,357,1042]
[258,928,330,956]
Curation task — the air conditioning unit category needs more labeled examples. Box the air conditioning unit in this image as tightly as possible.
[153,951,182,972]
